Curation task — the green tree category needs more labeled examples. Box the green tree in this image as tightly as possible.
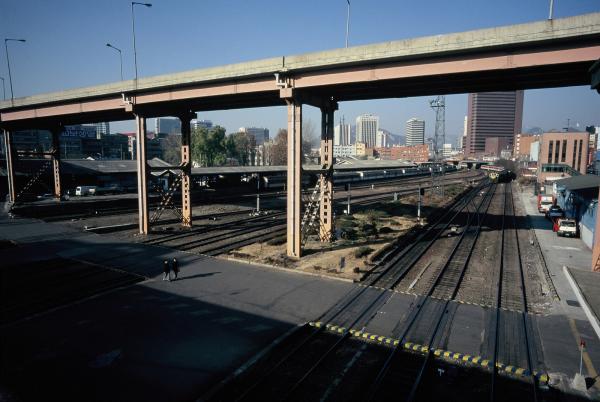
[191,126,227,166]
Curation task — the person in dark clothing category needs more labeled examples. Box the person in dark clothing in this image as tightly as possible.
[172,258,179,280]
[163,260,171,281]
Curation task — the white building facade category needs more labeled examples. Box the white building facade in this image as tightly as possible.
[405,118,425,146]
[356,114,379,148]
[334,123,351,146]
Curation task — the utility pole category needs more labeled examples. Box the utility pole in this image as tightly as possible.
[417,184,422,224]
[256,173,261,213]
[345,0,350,48]
[430,95,446,197]
[346,183,351,215]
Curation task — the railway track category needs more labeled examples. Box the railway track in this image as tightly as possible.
[137,174,484,258]
[490,183,539,402]
[15,170,482,223]
[204,181,492,401]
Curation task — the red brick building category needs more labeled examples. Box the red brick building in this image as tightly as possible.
[386,144,429,162]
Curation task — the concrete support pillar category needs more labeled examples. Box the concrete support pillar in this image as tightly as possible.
[50,126,62,199]
[592,187,600,272]
[319,106,335,242]
[179,112,195,228]
[3,130,16,202]
[286,99,302,258]
[135,115,149,234]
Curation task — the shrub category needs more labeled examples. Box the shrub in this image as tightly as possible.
[337,219,357,230]
[379,226,394,234]
[359,223,377,237]
[341,228,357,240]
[354,246,374,258]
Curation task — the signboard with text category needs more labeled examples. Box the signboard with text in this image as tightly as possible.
[61,125,97,139]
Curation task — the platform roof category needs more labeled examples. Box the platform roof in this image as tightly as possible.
[555,175,600,191]
[0,158,417,177]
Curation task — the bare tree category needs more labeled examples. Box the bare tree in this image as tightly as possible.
[271,129,288,165]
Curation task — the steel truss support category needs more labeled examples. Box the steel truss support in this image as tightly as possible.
[3,130,16,203]
[50,126,63,199]
[135,115,149,234]
[178,111,196,228]
[319,103,337,241]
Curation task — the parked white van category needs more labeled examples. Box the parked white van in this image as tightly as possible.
[75,186,96,196]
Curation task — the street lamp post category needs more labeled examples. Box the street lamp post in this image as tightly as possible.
[4,38,26,100]
[345,0,350,48]
[106,43,124,81]
[131,2,152,83]
[0,77,5,100]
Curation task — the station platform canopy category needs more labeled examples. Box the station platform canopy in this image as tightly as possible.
[0,158,417,177]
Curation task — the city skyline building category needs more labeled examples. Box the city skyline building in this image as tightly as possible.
[334,116,351,146]
[239,127,269,145]
[94,122,111,136]
[405,118,425,146]
[155,117,181,135]
[376,129,389,148]
[465,91,524,155]
[192,119,213,130]
[356,114,379,148]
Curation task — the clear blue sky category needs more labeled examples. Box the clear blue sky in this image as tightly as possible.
[1,0,599,143]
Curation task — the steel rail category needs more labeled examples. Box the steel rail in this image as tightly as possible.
[280,183,494,401]
[226,182,487,402]
[506,182,538,402]
[365,183,496,402]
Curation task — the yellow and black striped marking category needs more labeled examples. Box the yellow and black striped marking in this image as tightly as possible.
[308,321,549,384]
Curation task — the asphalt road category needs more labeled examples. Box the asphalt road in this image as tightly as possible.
[0,210,353,401]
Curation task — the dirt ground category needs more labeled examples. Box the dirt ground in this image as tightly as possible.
[228,184,470,281]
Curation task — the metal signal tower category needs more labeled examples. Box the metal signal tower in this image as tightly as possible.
[429,95,446,197]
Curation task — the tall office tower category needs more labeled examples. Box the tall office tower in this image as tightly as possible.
[155,117,181,135]
[405,118,425,146]
[239,127,269,145]
[94,122,110,136]
[192,119,213,130]
[465,91,524,156]
[356,114,379,147]
[334,116,351,146]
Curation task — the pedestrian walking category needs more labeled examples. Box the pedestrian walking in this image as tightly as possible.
[172,258,179,280]
[163,260,171,281]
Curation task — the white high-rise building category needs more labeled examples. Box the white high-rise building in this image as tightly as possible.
[442,143,452,157]
[334,119,351,146]
[405,118,425,146]
[356,114,379,148]
[95,122,110,136]
[376,130,389,148]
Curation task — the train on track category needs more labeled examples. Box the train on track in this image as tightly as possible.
[261,165,457,189]
[480,165,515,183]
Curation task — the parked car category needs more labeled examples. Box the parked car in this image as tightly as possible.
[557,218,578,237]
[547,205,564,218]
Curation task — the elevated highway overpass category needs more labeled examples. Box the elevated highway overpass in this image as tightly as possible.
[1,13,599,257]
